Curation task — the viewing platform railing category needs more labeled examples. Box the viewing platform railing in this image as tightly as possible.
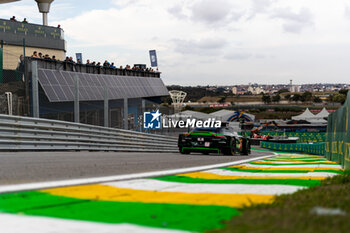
[25,57,161,78]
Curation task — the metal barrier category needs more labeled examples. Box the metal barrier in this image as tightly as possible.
[0,114,179,152]
[261,141,325,155]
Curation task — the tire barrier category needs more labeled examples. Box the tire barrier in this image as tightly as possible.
[325,93,350,170]
[261,141,325,155]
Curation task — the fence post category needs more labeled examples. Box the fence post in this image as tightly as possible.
[32,61,40,117]
[74,75,80,123]
[104,86,109,127]
[0,46,2,83]
[141,99,146,132]
[124,98,128,130]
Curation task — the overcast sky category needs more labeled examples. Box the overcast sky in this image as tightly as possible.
[3,0,350,86]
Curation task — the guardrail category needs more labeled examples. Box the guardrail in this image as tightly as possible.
[261,141,325,155]
[0,114,179,152]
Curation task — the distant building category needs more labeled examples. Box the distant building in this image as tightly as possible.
[232,87,237,95]
[290,85,301,93]
[247,86,265,94]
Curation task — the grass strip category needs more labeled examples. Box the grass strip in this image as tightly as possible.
[249,162,338,166]
[221,167,344,174]
[207,174,350,233]
[153,175,321,187]
[0,191,239,232]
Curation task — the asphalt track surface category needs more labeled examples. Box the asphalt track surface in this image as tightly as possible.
[0,150,272,185]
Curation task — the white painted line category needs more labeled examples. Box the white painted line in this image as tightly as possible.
[0,213,189,233]
[204,169,339,178]
[0,154,276,194]
[242,163,342,169]
[104,179,304,195]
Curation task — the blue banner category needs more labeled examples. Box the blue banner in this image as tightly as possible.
[149,50,158,67]
[75,53,83,63]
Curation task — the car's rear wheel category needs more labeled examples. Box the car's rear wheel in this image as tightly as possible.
[240,138,249,155]
[180,147,190,154]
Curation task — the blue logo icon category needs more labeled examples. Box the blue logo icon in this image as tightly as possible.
[143,110,161,129]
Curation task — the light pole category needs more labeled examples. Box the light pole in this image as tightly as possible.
[35,0,54,26]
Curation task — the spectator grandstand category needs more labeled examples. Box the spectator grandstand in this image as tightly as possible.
[0,17,169,131]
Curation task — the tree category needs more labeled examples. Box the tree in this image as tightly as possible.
[218,97,226,103]
[262,95,271,104]
[277,88,289,94]
[301,91,312,102]
[284,94,291,102]
[339,89,349,96]
[272,94,281,103]
[183,105,194,111]
[313,96,322,103]
[333,94,346,104]
[292,94,301,102]
[327,94,334,103]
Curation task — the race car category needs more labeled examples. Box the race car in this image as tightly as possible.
[178,126,251,155]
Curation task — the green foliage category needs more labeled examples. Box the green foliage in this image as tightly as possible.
[291,94,301,102]
[313,96,322,103]
[218,97,226,103]
[183,105,194,111]
[339,89,349,96]
[332,93,346,104]
[301,91,312,102]
[277,88,289,94]
[284,94,291,101]
[272,94,281,103]
[262,95,271,104]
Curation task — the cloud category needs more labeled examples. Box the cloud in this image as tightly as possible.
[247,0,273,20]
[271,7,314,33]
[167,4,188,20]
[168,0,244,27]
[224,52,252,60]
[191,0,244,26]
[345,6,350,20]
[173,38,228,56]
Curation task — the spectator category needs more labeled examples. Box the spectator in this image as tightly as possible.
[22,18,28,23]
[91,61,96,66]
[10,16,17,22]
[32,51,38,58]
[86,59,91,65]
[110,62,116,69]
[77,59,82,64]
[52,55,56,61]
[44,54,51,60]
[57,24,61,28]
[119,65,123,69]
[38,52,43,58]
[103,60,109,67]
[17,55,25,71]
[68,56,75,63]
[96,62,101,67]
